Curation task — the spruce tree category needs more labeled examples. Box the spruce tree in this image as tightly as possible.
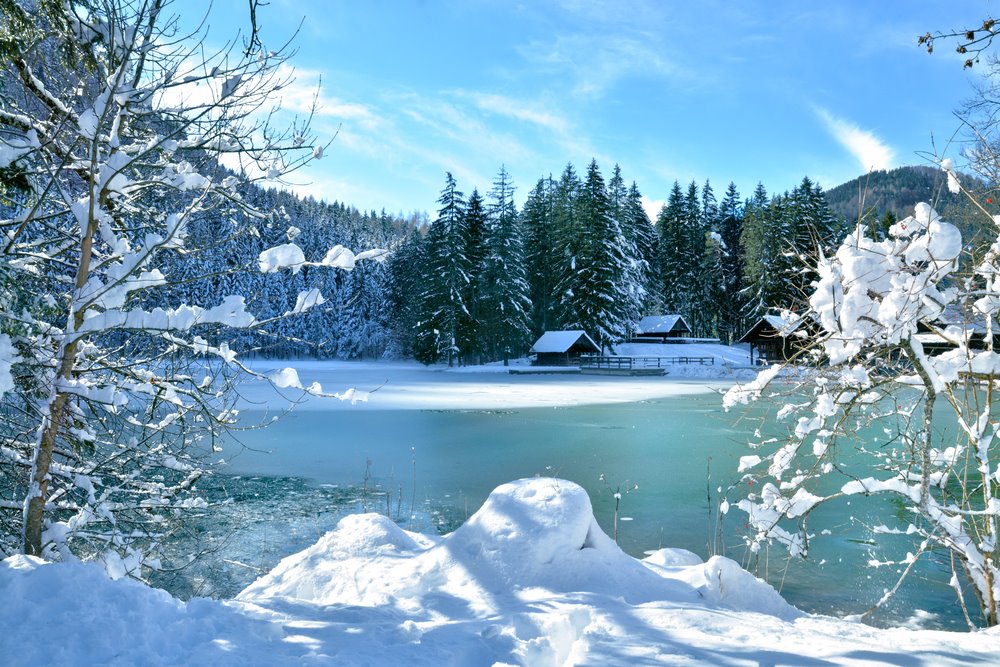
[415,173,469,365]
[522,177,558,336]
[607,166,645,332]
[384,230,425,358]
[480,167,532,363]
[657,181,689,317]
[717,182,746,342]
[458,190,488,363]
[551,164,583,329]
[624,182,659,315]
[561,160,632,347]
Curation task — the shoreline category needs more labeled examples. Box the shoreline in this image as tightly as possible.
[237,357,750,412]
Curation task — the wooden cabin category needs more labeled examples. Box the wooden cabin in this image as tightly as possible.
[632,314,692,342]
[916,309,1000,355]
[531,330,601,366]
[739,314,811,365]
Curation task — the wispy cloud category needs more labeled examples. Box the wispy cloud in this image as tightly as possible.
[815,107,894,172]
[270,65,379,128]
[464,92,570,135]
[518,33,689,98]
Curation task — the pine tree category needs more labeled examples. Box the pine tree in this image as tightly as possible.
[458,189,488,363]
[657,181,689,317]
[480,167,532,363]
[740,182,779,321]
[607,166,645,331]
[701,179,718,230]
[414,173,469,365]
[740,177,841,321]
[385,230,426,358]
[717,182,746,342]
[624,182,659,315]
[522,177,557,336]
[551,164,583,329]
[560,160,632,346]
[681,181,707,331]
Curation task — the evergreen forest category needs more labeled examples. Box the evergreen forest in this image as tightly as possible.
[138,160,867,364]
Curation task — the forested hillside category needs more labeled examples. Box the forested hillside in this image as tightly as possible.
[76,161,996,365]
[824,165,994,244]
[151,184,414,360]
[149,166,850,361]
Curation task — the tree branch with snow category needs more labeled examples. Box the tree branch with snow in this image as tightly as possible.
[725,160,1000,626]
[0,0,380,578]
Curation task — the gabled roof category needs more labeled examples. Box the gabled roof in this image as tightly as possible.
[531,330,600,354]
[635,314,692,335]
[738,313,808,344]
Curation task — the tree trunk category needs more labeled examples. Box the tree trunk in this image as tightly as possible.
[22,182,97,555]
[23,358,74,555]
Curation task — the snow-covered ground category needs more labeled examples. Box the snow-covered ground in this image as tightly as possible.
[7,351,999,665]
[4,477,1000,665]
[238,343,757,412]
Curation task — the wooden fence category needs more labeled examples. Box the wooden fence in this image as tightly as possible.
[579,355,714,370]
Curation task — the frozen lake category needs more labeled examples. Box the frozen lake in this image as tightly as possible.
[190,361,967,629]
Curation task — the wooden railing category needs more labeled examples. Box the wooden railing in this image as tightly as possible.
[579,355,714,369]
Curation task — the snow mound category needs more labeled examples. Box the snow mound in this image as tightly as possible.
[641,548,799,619]
[238,513,437,605]
[241,478,792,617]
[643,547,705,567]
[0,555,278,666]
[6,479,1000,665]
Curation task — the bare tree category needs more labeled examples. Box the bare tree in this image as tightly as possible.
[724,159,1000,626]
[0,0,376,576]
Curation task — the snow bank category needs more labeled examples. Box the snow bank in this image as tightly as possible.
[6,479,1000,665]
[236,348,752,413]
[0,555,279,666]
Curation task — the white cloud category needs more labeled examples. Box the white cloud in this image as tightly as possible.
[465,93,570,135]
[641,196,664,222]
[271,65,378,128]
[815,107,894,172]
[518,33,690,98]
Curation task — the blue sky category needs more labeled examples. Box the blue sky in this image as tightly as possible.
[177,0,991,219]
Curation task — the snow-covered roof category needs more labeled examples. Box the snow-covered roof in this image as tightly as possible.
[738,313,808,344]
[635,315,691,335]
[531,330,600,354]
[762,313,805,334]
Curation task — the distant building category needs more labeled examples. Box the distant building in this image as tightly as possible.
[739,313,811,365]
[531,330,601,366]
[917,307,1000,355]
[632,314,692,342]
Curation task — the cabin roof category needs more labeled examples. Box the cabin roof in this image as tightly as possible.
[738,313,807,344]
[635,314,691,335]
[531,330,600,354]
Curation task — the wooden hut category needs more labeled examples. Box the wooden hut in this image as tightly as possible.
[916,308,1000,355]
[632,314,692,342]
[531,330,600,366]
[739,313,810,365]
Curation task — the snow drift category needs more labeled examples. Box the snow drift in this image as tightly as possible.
[3,478,1000,665]
[240,478,796,619]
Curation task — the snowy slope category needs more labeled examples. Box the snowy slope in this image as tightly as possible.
[4,478,1000,666]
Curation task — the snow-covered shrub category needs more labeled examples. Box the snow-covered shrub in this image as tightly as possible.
[725,163,1000,627]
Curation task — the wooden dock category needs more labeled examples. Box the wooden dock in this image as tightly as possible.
[579,366,665,376]
[508,367,583,375]
[578,354,714,376]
